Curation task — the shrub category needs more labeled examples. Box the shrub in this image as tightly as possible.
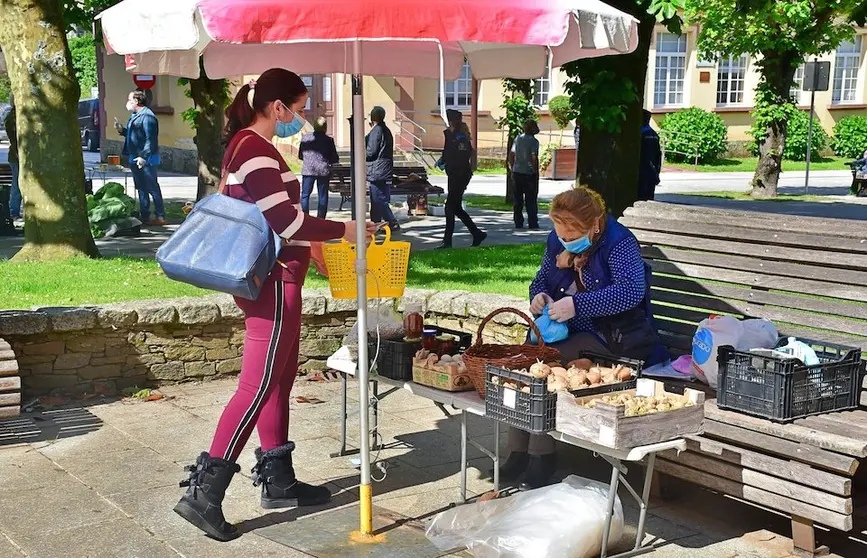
[539,143,556,172]
[547,95,577,131]
[660,108,728,164]
[832,116,867,159]
[748,107,829,161]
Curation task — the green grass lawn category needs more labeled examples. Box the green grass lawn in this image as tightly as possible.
[682,191,834,202]
[432,194,551,213]
[668,156,851,173]
[0,244,543,309]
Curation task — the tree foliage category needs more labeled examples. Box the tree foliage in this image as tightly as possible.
[0,75,11,104]
[547,95,577,131]
[69,34,97,98]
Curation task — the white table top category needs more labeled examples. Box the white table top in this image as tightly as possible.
[374,375,486,416]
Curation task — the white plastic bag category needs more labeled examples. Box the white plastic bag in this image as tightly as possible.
[692,317,778,387]
[425,475,623,558]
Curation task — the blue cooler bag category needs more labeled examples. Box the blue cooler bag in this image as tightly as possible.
[155,135,282,300]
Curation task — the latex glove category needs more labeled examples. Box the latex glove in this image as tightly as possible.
[134,157,147,169]
[548,296,577,323]
[113,118,124,135]
[310,241,328,277]
[530,292,553,316]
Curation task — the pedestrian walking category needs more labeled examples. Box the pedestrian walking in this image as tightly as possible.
[365,106,399,230]
[4,104,21,221]
[638,110,661,201]
[114,90,166,225]
[509,118,541,229]
[298,116,339,218]
[437,109,486,248]
[172,69,376,542]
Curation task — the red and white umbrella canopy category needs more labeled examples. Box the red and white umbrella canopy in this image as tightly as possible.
[100,0,639,79]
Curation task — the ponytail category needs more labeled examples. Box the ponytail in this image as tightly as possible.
[224,69,309,144]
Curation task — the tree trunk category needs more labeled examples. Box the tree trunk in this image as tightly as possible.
[751,53,798,199]
[571,1,655,217]
[0,0,99,260]
[188,74,226,201]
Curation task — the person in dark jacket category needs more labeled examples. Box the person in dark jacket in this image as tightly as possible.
[500,187,668,490]
[115,90,165,225]
[4,105,21,220]
[638,110,661,201]
[298,116,339,218]
[365,106,398,230]
[437,109,486,248]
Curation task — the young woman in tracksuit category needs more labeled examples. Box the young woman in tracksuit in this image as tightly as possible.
[173,68,377,541]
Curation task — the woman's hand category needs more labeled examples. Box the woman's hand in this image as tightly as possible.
[310,242,328,276]
[548,297,576,323]
[342,221,380,245]
[530,293,553,316]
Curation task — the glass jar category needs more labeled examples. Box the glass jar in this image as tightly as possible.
[422,329,438,351]
[436,334,456,356]
[403,303,424,341]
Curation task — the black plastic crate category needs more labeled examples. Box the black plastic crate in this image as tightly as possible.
[567,351,645,397]
[371,326,472,381]
[485,364,557,434]
[717,339,864,423]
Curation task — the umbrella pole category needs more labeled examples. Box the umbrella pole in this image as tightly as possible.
[350,41,376,542]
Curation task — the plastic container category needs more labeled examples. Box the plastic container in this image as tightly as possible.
[373,326,472,381]
[717,338,864,422]
[485,364,557,434]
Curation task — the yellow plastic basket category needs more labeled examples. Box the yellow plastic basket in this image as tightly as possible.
[322,226,411,299]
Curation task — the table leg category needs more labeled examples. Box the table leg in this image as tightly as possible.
[371,380,380,450]
[330,372,357,458]
[460,410,468,504]
[600,460,622,558]
[634,453,655,550]
[493,423,500,492]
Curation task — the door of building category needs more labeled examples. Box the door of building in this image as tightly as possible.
[301,74,335,133]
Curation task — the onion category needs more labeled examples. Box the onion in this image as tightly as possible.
[529,360,552,379]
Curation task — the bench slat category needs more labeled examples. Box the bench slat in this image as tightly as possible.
[628,201,867,241]
[0,393,20,407]
[649,260,867,304]
[634,230,867,271]
[622,215,867,255]
[707,401,867,458]
[652,276,867,321]
[0,376,20,392]
[655,458,853,530]
[643,246,867,287]
[662,449,852,513]
[682,437,851,496]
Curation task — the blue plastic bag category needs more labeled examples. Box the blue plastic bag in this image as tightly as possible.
[529,305,570,344]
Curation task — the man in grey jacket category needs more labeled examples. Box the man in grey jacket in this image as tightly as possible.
[365,106,398,230]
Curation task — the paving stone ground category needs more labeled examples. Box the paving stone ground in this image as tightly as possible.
[3,377,865,557]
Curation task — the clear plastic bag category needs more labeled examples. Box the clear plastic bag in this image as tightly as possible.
[425,475,623,558]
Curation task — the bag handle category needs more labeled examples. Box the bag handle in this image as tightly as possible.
[217,134,253,195]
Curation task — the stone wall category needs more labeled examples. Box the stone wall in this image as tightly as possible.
[102,139,198,176]
[0,289,529,398]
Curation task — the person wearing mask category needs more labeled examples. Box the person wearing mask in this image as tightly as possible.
[638,110,662,201]
[437,109,486,248]
[172,69,377,542]
[500,187,668,490]
[114,90,166,225]
[4,105,21,222]
[509,118,541,230]
[298,116,339,218]
[365,106,399,230]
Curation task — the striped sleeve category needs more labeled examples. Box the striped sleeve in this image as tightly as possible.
[228,139,345,241]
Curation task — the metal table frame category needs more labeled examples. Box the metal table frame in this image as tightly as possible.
[86,165,132,197]
[331,371,500,504]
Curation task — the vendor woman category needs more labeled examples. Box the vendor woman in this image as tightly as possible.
[502,186,668,490]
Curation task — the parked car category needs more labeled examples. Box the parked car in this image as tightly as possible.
[78,98,100,152]
[0,103,10,144]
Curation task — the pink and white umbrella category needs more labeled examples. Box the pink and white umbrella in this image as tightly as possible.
[98,0,638,538]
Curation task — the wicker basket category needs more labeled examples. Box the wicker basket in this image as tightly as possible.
[463,308,561,399]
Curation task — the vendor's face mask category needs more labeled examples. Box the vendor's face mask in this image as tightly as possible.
[560,234,592,254]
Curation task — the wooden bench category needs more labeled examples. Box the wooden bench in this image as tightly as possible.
[0,337,20,418]
[620,201,867,557]
[328,164,444,211]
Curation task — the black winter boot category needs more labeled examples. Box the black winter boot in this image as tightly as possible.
[497,451,529,482]
[252,442,332,509]
[173,452,240,541]
[518,454,557,491]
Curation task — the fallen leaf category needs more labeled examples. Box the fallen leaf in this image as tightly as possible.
[307,374,327,383]
[479,491,499,502]
[146,393,164,401]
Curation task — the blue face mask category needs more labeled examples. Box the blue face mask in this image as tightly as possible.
[275,112,304,138]
[560,234,592,254]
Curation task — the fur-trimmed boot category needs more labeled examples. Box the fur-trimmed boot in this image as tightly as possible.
[252,442,332,509]
[173,452,240,541]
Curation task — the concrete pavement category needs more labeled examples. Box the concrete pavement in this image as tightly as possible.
[2,376,859,557]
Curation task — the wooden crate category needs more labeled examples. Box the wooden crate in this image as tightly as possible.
[555,379,704,449]
[0,337,20,419]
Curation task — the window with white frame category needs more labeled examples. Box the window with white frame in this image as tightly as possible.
[833,37,862,104]
[654,33,687,107]
[534,65,551,107]
[440,62,472,109]
[716,55,748,106]
[790,65,805,104]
